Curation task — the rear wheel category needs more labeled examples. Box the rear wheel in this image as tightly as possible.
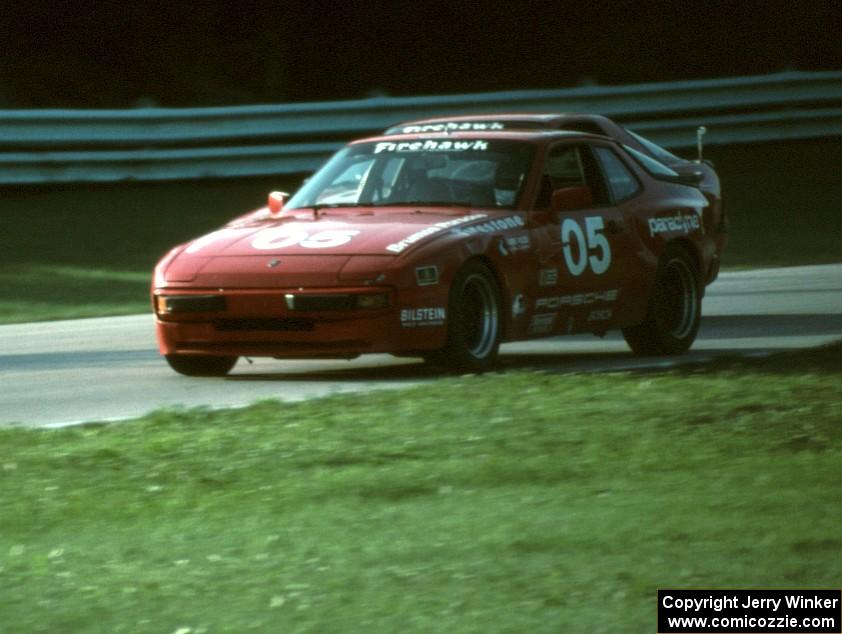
[426,261,501,372]
[622,245,701,355]
[165,354,238,377]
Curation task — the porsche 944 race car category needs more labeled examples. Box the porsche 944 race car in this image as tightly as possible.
[152,126,726,376]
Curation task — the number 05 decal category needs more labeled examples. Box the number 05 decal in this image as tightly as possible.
[252,228,360,250]
[561,217,612,276]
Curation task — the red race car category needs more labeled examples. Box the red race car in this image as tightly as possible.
[152,126,726,376]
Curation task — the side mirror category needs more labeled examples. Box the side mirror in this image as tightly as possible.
[268,191,289,215]
[551,186,593,211]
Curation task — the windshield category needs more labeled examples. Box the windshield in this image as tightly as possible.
[286,139,534,210]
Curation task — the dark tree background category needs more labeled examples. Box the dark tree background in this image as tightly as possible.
[1,0,839,108]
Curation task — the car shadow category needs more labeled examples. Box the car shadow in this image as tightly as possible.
[224,312,841,383]
[225,341,840,383]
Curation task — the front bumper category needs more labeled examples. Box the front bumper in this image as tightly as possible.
[153,287,445,359]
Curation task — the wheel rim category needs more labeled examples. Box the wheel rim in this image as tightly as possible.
[658,257,698,339]
[461,272,499,359]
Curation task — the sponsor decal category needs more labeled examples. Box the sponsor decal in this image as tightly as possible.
[535,289,619,310]
[587,308,613,321]
[374,139,489,154]
[190,226,365,255]
[496,233,529,257]
[476,216,525,233]
[538,268,558,287]
[505,233,530,254]
[415,265,439,286]
[457,215,526,236]
[401,307,446,327]
[512,294,527,317]
[529,313,556,335]
[399,122,506,134]
[251,228,360,250]
[648,213,700,236]
[386,214,487,253]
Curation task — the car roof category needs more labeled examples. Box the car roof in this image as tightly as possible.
[382,113,691,167]
[352,128,615,147]
[383,113,617,135]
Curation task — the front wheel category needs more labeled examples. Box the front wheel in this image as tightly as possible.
[622,245,701,355]
[426,260,501,372]
[165,354,238,377]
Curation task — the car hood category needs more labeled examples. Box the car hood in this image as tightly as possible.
[161,208,522,287]
[180,209,493,258]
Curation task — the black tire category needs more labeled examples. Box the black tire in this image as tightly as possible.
[165,354,238,377]
[622,245,701,355]
[426,260,502,372]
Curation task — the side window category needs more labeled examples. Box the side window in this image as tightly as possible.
[537,145,585,209]
[593,146,641,202]
[546,146,585,189]
[536,144,611,209]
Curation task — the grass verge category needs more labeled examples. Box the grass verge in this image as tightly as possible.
[0,176,297,324]
[0,264,151,321]
[1,344,841,632]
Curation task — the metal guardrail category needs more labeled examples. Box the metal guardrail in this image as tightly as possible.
[1,71,841,184]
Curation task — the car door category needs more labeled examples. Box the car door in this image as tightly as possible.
[527,141,637,335]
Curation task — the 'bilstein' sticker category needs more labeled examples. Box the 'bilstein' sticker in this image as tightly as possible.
[401,307,446,327]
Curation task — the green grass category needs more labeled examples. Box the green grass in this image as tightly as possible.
[0,264,152,321]
[1,138,840,324]
[0,176,300,323]
[2,344,841,632]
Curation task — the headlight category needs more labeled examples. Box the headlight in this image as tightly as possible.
[154,295,227,315]
[284,292,390,311]
[354,293,390,309]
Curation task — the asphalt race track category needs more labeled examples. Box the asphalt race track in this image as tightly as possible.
[2,264,840,428]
